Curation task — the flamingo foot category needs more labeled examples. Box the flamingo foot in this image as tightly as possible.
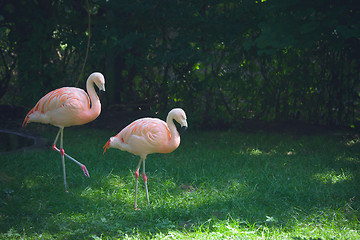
[81,165,90,178]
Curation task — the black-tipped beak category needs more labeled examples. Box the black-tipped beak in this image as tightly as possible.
[180,126,188,135]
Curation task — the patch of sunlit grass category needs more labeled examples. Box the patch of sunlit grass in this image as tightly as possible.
[313,169,353,184]
[249,148,263,155]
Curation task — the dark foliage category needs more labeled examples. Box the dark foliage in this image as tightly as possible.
[0,0,359,128]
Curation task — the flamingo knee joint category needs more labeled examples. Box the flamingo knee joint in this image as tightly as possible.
[142,173,147,182]
[60,148,65,156]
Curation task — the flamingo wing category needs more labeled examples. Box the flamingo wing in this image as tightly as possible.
[117,118,170,154]
[23,87,90,127]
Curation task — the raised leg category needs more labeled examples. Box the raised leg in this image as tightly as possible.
[53,128,61,147]
[52,129,90,178]
[142,159,150,207]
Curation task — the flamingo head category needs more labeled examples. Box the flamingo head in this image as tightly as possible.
[103,136,121,154]
[171,108,188,134]
[90,72,106,91]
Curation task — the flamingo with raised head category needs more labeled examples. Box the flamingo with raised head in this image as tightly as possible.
[103,108,188,209]
[23,72,105,192]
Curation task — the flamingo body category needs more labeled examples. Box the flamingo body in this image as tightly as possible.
[23,87,91,127]
[23,72,106,191]
[107,118,177,156]
[103,108,188,209]
[23,72,105,128]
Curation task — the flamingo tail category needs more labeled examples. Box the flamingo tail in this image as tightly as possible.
[22,108,35,127]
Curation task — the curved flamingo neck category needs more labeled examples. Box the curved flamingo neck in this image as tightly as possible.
[86,76,101,119]
[166,113,180,151]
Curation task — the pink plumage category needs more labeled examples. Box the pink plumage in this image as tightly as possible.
[23,73,105,128]
[23,72,106,191]
[103,108,188,209]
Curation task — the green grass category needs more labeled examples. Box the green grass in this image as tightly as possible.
[1,126,360,239]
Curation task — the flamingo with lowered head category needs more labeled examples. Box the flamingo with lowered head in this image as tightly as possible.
[23,72,105,192]
[103,108,188,209]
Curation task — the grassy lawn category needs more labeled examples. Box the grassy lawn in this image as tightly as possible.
[1,126,359,239]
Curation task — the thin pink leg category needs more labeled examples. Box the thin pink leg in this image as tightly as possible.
[134,170,139,209]
[134,157,144,210]
[52,129,68,192]
[52,128,90,192]
[59,128,68,192]
[60,148,68,193]
[143,172,150,206]
[52,145,90,178]
[142,158,150,206]
[52,129,90,178]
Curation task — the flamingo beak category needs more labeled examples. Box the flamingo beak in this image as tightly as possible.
[180,126,188,135]
[103,139,111,154]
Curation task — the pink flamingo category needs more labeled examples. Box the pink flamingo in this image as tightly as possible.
[23,72,105,191]
[103,108,188,209]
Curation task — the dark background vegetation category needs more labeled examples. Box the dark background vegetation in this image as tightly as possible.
[0,0,359,129]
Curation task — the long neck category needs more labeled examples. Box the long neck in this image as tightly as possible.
[166,114,180,152]
[86,76,101,118]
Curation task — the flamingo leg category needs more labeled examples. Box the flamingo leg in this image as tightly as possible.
[51,128,68,192]
[52,129,90,178]
[134,156,144,210]
[53,128,61,146]
[142,158,150,207]
[60,128,68,192]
